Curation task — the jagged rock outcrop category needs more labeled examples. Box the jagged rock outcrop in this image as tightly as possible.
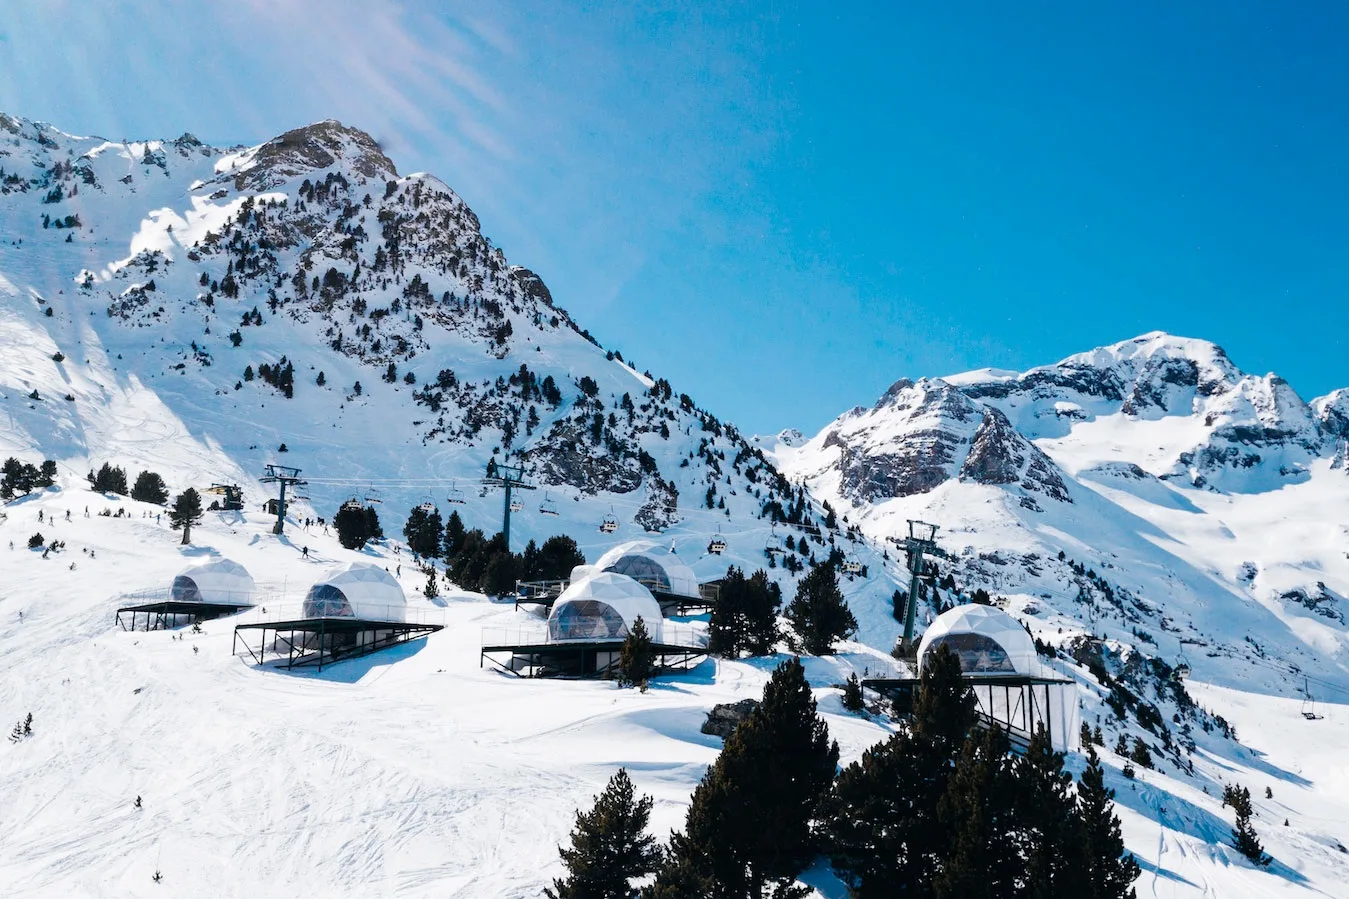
[959,408,1071,508]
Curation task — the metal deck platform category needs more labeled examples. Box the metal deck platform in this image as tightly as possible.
[481,634,708,679]
[233,617,443,672]
[117,600,253,632]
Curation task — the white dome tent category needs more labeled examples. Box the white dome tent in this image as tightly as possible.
[594,540,700,599]
[171,559,254,605]
[918,604,1081,752]
[303,562,406,622]
[918,604,1039,676]
[547,572,663,643]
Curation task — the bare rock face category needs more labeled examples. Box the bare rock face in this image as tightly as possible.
[234,120,398,190]
[833,379,980,503]
[959,407,1071,505]
[701,699,758,738]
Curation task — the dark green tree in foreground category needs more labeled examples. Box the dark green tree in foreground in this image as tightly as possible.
[784,562,857,655]
[619,616,654,691]
[1078,745,1142,896]
[547,768,660,899]
[168,488,203,545]
[650,657,838,898]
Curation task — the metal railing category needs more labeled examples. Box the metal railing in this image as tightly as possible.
[481,620,708,649]
[242,602,447,627]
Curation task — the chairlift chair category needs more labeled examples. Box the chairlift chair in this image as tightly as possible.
[1302,677,1324,720]
[842,557,863,576]
[765,526,783,555]
[539,492,560,517]
[509,497,524,513]
[1172,648,1191,682]
[416,493,437,513]
[363,484,383,504]
[708,528,727,555]
[600,506,619,534]
[446,482,466,505]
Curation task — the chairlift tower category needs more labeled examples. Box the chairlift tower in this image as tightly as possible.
[260,464,306,535]
[893,519,948,657]
[482,459,536,552]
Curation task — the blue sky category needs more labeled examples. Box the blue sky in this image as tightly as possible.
[3,1,1347,434]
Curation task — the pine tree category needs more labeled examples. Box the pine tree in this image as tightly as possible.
[1077,745,1141,897]
[334,500,373,550]
[403,504,443,558]
[842,673,864,712]
[131,470,169,505]
[934,725,1021,899]
[784,563,857,655]
[709,567,781,658]
[1227,785,1270,866]
[652,657,837,897]
[619,617,654,691]
[1016,726,1092,898]
[547,769,661,899]
[423,567,440,599]
[168,488,203,545]
[92,462,128,495]
[443,510,466,558]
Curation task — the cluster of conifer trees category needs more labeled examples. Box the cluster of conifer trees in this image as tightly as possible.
[400,505,585,595]
[549,649,1140,899]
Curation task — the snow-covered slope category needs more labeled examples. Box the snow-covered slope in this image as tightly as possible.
[5,113,1349,896]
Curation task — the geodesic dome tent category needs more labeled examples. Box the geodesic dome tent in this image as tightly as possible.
[594,540,699,599]
[918,603,1039,676]
[303,562,406,622]
[918,603,1080,752]
[547,571,663,642]
[170,559,254,605]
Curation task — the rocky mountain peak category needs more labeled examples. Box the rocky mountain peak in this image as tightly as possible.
[229,120,398,191]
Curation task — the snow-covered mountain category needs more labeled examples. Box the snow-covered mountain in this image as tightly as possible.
[778,331,1349,695]
[5,113,1349,897]
[0,111,890,588]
